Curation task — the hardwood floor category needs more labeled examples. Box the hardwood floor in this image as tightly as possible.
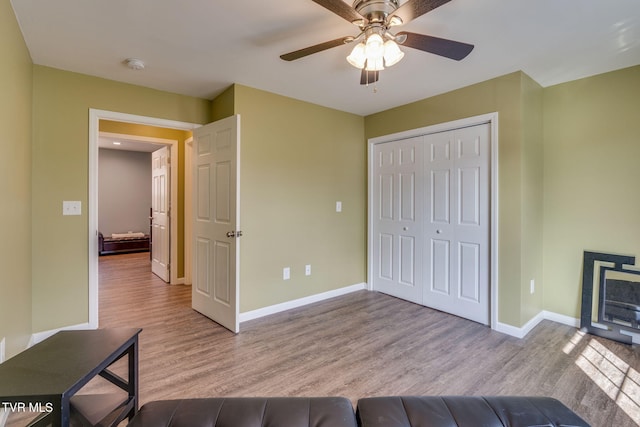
[9,252,639,426]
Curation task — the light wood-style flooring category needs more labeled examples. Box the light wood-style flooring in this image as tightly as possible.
[8,252,640,426]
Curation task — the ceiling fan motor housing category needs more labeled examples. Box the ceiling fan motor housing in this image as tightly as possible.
[353,0,399,24]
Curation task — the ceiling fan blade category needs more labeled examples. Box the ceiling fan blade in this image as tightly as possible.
[280,37,352,61]
[398,32,474,60]
[360,69,379,85]
[391,0,451,24]
[310,0,364,23]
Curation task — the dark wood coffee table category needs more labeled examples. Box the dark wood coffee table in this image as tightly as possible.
[0,328,141,426]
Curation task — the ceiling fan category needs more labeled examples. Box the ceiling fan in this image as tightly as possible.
[280,0,474,85]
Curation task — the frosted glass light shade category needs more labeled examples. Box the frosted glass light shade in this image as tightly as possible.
[346,42,367,69]
[383,40,404,67]
[365,33,385,60]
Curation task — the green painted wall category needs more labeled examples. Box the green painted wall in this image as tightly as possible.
[364,72,541,327]
[231,85,366,312]
[211,85,235,122]
[31,66,210,332]
[542,65,640,318]
[0,0,33,358]
[99,120,192,278]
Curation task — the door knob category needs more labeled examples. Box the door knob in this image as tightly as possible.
[436,229,442,234]
[226,231,236,238]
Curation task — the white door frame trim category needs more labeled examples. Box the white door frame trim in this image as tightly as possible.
[89,109,200,329]
[367,112,499,329]
[184,137,194,286]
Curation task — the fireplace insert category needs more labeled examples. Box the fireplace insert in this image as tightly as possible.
[603,277,640,328]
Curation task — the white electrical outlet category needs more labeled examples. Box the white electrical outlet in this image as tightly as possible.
[530,279,535,294]
[283,267,290,280]
[305,264,311,276]
[62,200,82,216]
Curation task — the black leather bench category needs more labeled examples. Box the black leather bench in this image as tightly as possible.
[126,395,589,427]
[99,231,150,255]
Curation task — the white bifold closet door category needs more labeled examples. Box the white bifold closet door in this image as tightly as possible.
[372,123,490,325]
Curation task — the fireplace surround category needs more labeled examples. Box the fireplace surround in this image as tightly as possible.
[581,251,640,345]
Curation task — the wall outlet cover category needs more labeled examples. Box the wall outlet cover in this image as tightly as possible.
[63,200,82,216]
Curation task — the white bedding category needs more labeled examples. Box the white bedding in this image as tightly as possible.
[111,232,146,239]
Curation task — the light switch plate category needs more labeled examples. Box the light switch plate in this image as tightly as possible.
[283,267,290,280]
[336,201,342,212]
[63,201,82,216]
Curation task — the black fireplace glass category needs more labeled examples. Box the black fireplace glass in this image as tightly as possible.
[601,269,640,330]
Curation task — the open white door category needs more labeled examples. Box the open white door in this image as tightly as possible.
[151,146,170,282]
[191,115,241,333]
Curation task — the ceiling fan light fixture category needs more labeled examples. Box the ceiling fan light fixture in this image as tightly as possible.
[347,33,404,70]
[383,39,404,67]
[347,42,367,69]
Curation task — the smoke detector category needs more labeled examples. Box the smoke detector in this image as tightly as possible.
[125,58,145,70]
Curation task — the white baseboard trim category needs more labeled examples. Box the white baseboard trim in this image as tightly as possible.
[239,283,367,323]
[495,311,545,339]
[30,322,94,346]
[542,310,580,328]
[495,310,580,339]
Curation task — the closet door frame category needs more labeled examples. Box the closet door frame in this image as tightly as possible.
[367,112,499,328]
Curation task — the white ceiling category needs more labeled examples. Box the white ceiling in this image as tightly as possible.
[10,0,640,116]
[98,134,165,153]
